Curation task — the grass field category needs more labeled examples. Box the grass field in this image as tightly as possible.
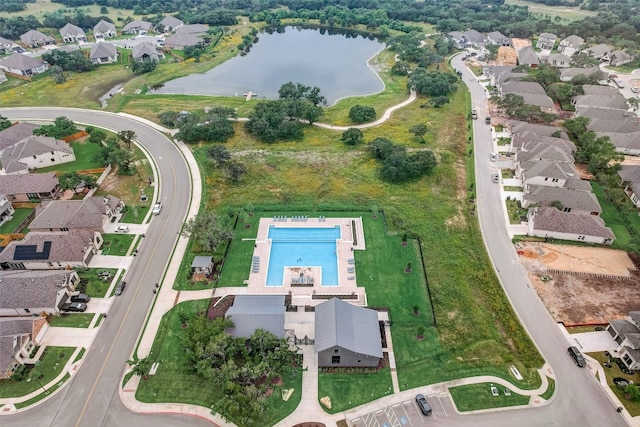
[318,368,394,414]
[135,300,303,426]
[6,0,143,22]
[449,382,530,411]
[0,208,33,234]
[505,0,596,21]
[0,347,74,398]
[101,233,135,256]
[48,313,95,328]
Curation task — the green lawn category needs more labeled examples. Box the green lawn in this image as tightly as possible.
[75,268,118,297]
[48,313,95,328]
[588,352,640,416]
[119,186,154,224]
[591,181,639,250]
[101,233,136,256]
[14,373,70,409]
[318,368,393,414]
[506,199,527,225]
[172,238,217,291]
[0,347,74,398]
[0,208,33,234]
[35,141,103,173]
[449,382,530,411]
[540,377,555,401]
[136,300,303,426]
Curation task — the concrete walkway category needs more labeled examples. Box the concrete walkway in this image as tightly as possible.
[89,255,134,269]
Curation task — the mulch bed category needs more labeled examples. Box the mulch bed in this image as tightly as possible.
[206,295,235,320]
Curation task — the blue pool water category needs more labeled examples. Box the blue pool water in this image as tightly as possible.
[266,226,341,287]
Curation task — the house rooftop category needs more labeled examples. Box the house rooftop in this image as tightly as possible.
[0,136,73,174]
[0,172,59,195]
[0,230,95,265]
[30,196,112,230]
[191,255,212,269]
[0,53,45,72]
[524,185,602,213]
[518,46,539,66]
[0,317,35,375]
[521,160,578,180]
[531,207,614,239]
[225,295,285,338]
[90,42,117,59]
[0,122,39,151]
[509,121,569,139]
[0,270,74,309]
[164,33,203,48]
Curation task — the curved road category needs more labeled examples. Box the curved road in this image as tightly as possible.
[451,54,628,427]
[0,107,211,427]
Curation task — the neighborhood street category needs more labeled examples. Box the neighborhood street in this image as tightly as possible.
[0,64,631,427]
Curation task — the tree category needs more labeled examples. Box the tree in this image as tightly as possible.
[625,384,640,401]
[222,160,246,182]
[42,50,95,73]
[58,171,97,193]
[180,211,234,252]
[349,105,376,123]
[87,127,107,145]
[409,68,458,97]
[33,117,78,139]
[206,144,231,166]
[390,60,410,76]
[245,100,303,143]
[131,58,158,74]
[409,124,428,142]
[117,130,136,150]
[341,128,363,146]
[127,357,152,380]
[0,115,11,131]
[50,65,68,84]
[92,138,134,175]
[576,132,623,174]
[429,96,450,108]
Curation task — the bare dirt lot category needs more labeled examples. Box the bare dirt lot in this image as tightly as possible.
[516,242,640,325]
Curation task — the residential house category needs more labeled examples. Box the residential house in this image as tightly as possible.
[516,141,575,164]
[175,24,209,35]
[225,295,285,338]
[315,298,382,368]
[90,42,117,64]
[536,32,557,50]
[0,122,42,151]
[0,172,60,202]
[522,185,602,215]
[0,136,75,174]
[156,16,184,33]
[0,71,7,84]
[122,20,153,35]
[499,80,555,112]
[59,23,87,43]
[446,31,467,49]
[0,317,49,379]
[483,65,527,86]
[527,207,614,245]
[19,30,55,48]
[0,37,19,55]
[572,94,629,111]
[191,256,213,276]
[462,29,486,49]
[0,270,80,317]
[0,195,15,227]
[518,160,579,189]
[512,133,576,154]
[517,46,540,68]
[545,53,571,68]
[93,20,117,39]
[617,165,640,207]
[582,84,620,96]
[132,42,161,62]
[164,33,204,50]
[509,121,570,146]
[560,67,602,82]
[604,50,634,67]
[606,311,640,371]
[487,31,511,47]
[0,229,103,270]
[0,53,48,77]
[587,118,640,134]
[580,43,612,59]
[558,35,584,56]
[30,196,124,232]
[602,131,640,156]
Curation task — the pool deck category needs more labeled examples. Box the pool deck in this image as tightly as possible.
[246,216,368,306]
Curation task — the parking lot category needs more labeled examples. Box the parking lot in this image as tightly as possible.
[350,393,449,427]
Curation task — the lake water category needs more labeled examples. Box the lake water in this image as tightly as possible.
[153,26,385,105]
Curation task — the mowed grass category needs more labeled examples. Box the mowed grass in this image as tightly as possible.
[591,181,639,250]
[101,233,135,255]
[0,208,33,234]
[35,141,103,173]
[449,382,530,411]
[48,313,95,328]
[588,352,640,416]
[136,300,303,426]
[505,0,596,21]
[318,368,394,414]
[76,268,118,298]
[0,347,74,398]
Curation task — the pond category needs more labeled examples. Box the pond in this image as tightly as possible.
[152,26,385,105]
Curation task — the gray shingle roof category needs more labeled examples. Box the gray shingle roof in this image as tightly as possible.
[518,46,539,66]
[0,270,72,309]
[93,20,116,34]
[0,230,95,265]
[132,42,158,59]
[20,30,55,46]
[531,207,614,239]
[314,298,382,359]
[462,29,485,45]
[576,106,633,121]
[158,16,183,30]
[582,43,612,57]
[522,160,578,180]
[630,311,640,327]
[0,172,58,195]
[600,132,640,152]
[0,53,45,72]
[524,185,601,213]
[560,35,584,49]
[518,144,575,163]
[563,179,593,191]
[191,255,212,269]
[59,23,85,38]
[509,121,569,139]
[618,165,640,184]
[560,67,601,81]
[0,317,34,375]
[587,118,640,134]
[30,197,108,230]
[0,122,38,151]
[502,81,547,95]
[610,319,640,336]
[539,32,557,41]
[164,33,203,49]
[0,136,73,174]
[175,24,208,35]
[225,295,285,338]
[573,94,629,110]
[123,20,153,33]
[520,136,576,154]
[625,333,640,349]
[582,84,620,96]
[90,42,117,59]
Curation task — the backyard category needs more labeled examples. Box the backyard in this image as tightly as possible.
[0,208,33,234]
[35,140,103,173]
[0,347,74,398]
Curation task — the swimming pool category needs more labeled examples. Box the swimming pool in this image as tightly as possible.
[266,226,341,287]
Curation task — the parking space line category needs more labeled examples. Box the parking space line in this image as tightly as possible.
[384,406,400,427]
[437,393,449,417]
[364,412,380,427]
[397,402,413,426]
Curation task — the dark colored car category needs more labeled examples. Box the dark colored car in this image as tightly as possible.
[61,302,87,312]
[115,281,126,296]
[415,393,432,416]
[70,293,91,303]
[568,346,586,367]
[485,116,491,124]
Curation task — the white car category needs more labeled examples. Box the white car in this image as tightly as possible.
[115,225,129,233]
[632,87,639,94]
[152,202,162,215]
[492,173,500,183]
[490,153,497,162]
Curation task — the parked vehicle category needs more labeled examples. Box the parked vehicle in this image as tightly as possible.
[568,346,587,367]
[485,116,491,125]
[492,173,500,183]
[115,225,129,233]
[61,302,87,312]
[70,293,91,303]
[415,394,432,416]
[115,281,126,296]
[472,108,478,119]
[152,202,162,215]
[490,153,497,162]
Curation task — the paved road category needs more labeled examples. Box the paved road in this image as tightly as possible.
[0,107,211,427]
[451,54,628,427]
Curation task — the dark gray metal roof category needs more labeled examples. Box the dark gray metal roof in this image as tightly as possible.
[191,256,212,269]
[225,295,285,338]
[314,298,382,358]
